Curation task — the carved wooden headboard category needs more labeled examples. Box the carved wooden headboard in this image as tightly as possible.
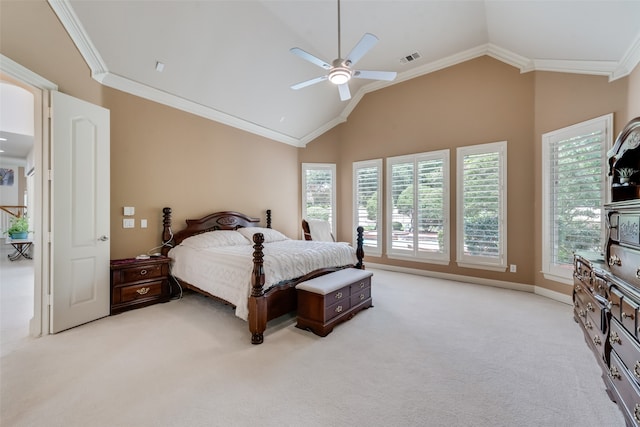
[161,208,271,255]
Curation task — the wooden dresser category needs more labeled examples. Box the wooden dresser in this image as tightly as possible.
[574,117,640,426]
[110,256,171,314]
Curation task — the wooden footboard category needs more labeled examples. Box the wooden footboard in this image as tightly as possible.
[161,207,365,344]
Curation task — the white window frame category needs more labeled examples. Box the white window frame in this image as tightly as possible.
[456,141,507,272]
[541,114,612,284]
[302,163,337,238]
[386,150,450,264]
[353,159,382,256]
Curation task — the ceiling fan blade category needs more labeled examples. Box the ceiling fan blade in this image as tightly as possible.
[344,33,378,66]
[338,83,351,101]
[353,70,397,81]
[291,75,328,90]
[290,48,331,70]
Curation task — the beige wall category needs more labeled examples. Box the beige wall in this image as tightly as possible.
[1,1,299,259]
[1,1,637,294]
[307,57,537,284]
[629,65,640,119]
[532,72,628,294]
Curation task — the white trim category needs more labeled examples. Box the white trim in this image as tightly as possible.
[353,159,382,257]
[386,150,450,264]
[456,141,507,271]
[366,262,572,306]
[47,0,639,148]
[301,163,337,239]
[0,54,52,337]
[541,114,612,282]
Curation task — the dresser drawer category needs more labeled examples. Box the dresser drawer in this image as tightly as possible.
[324,284,350,307]
[117,280,165,304]
[610,320,640,385]
[350,276,371,293]
[608,244,640,290]
[350,286,371,306]
[325,299,352,322]
[121,263,165,283]
[609,351,640,426]
[575,285,605,332]
[611,286,640,337]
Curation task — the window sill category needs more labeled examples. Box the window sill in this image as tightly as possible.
[456,262,507,272]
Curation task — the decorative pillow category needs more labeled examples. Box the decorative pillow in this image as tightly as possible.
[236,227,289,243]
[180,230,250,249]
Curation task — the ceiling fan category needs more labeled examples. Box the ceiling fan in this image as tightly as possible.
[289,0,397,101]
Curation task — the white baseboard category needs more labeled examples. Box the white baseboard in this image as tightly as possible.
[366,262,572,306]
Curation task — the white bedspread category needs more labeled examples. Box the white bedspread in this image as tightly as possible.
[168,240,357,320]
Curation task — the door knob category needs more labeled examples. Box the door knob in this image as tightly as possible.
[98,235,109,241]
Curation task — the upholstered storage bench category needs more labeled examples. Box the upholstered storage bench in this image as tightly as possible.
[296,268,373,337]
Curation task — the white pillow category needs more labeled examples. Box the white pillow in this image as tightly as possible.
[180,230,250,249]
[236,227,289,243]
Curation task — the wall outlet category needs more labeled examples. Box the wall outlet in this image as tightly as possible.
[510,264,517,273]
[123,218,135,229]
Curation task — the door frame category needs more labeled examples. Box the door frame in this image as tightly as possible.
[1,54,57,337]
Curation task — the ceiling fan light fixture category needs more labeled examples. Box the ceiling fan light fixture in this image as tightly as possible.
[328,67,351,85]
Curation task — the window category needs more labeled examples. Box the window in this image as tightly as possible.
[457,141,507,271]
[353,159,382,256]
[386,150,450,264]
[302,163,336,237]
[542,114,612,283]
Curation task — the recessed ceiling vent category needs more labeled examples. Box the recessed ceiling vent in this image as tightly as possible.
[400,52,421,64]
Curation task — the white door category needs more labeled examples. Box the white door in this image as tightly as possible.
[50,91,110,333]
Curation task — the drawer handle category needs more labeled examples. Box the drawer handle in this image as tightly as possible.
[609,365,621,380]
[574,285,582,293]
[140,269,148,276]
[636,268,640,280]
[585,320,593,330]
[634,361,640,379]
[610,331,621,345]
[586,302,594,312]
[136,287,150,295]
[609,254,621,266]
[593,336,602,346]
[359,282,365,289]
[335,305,343,313]
[635,404,640,423]
[335,292,343,299]
[359,293,365,300]
[622,311,635,320]
[578,310,586,318]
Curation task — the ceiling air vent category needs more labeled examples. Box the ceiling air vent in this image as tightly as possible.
[400,52,421,64]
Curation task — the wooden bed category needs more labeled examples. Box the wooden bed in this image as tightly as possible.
[160,207,365,345]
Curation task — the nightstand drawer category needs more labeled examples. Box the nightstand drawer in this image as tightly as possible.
[110,257,171,314]
[118,280,165,304]
[121,263,164,283]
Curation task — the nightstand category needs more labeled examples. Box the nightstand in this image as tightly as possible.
[110,256,171,314]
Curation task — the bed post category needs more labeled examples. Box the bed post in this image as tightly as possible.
[161,207,173,256]
[356,226,365,270]
[248,232,267,344]
[266,209,272,228]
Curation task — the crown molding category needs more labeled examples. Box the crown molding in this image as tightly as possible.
[612,32,640,81]
[48,0,108,75]
[48,0,640,147]
[0,54,57,91]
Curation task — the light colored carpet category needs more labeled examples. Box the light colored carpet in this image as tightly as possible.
[1,265,626,426]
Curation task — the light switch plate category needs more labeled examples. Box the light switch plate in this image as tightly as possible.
[123,218,135,228]
[123,206,135,216]
[140,219,147,229]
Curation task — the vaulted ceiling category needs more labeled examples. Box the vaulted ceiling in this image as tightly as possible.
[50,0,640,147]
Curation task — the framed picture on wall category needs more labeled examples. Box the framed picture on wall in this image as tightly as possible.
[0,168,14,186]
